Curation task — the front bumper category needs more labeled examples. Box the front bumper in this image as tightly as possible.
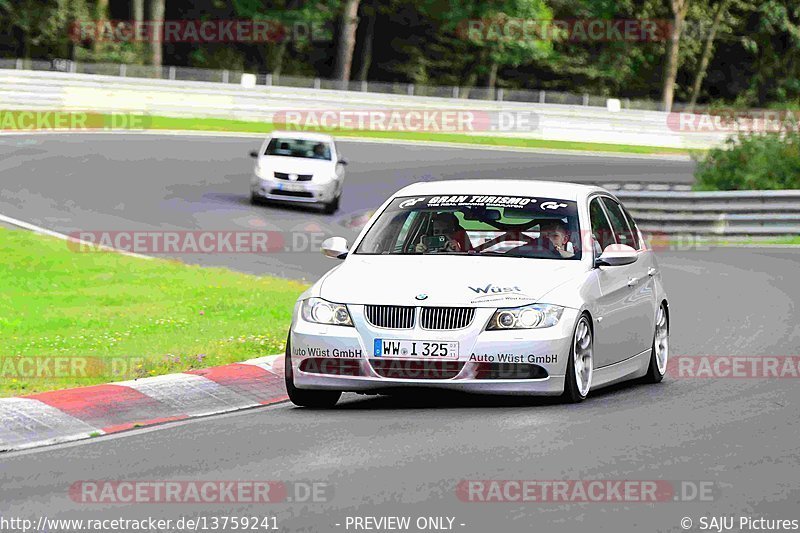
[289,305,578,396]
[251,176,338,204]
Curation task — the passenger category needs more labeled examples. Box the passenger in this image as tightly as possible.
[540,219,575,258]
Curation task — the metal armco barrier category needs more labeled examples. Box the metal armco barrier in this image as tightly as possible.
[616,190,800,237]
[0,68,728,150]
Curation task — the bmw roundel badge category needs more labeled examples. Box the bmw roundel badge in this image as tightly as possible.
[415,294,428,301]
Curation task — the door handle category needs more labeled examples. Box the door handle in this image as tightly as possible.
[647,267,657,277]
[627,277,639,287]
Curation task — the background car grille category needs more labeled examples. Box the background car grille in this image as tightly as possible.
[274,172,313,181]
[420,307,475,330]
[365,305,415,329]
[270,189,313,198]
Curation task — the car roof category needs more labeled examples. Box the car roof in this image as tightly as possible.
[268,131,335,143]
[392,179,611,202]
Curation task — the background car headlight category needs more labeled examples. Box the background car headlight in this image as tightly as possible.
[301,298,353,326]
[486,304,564,330]
[314,173,336,184]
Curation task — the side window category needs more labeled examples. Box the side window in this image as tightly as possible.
[589,198,615,251]
[601,198,636,248]
[620,205,641,250]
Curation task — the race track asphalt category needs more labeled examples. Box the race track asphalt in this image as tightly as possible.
[2,134,798,533]
[0,133,693,279]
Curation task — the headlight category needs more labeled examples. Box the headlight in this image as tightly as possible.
[301,298,353,326]
[486,304,564,330]
[314,173,336,184]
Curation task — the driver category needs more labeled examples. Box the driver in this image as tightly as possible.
[312,143,328,159]
[415,212,471,253]
[540,219,574,258]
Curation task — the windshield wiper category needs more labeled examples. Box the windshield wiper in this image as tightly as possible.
[471,250,507,256]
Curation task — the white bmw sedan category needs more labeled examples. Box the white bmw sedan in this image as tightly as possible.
[250,131,347,214]
[285,180,669,407]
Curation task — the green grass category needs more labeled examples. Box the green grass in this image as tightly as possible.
[705,236,800,246]
[0,228,307,397]
[653,235,800,248]
[142,115,691,155]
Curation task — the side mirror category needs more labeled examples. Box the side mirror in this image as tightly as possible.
[321,237,349,260]
[596,243,638,266]
[338,158,348,166]
[249,150,259,158]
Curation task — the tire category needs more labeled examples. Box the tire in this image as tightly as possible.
[643,303,669,383]
[322,195,340,215]
[562,314,593,403]
[285,336,341,408]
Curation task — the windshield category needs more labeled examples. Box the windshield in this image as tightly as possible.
[265,138,332,160]
[356,194,582,260]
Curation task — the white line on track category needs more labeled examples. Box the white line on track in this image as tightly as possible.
[0,212,154,260]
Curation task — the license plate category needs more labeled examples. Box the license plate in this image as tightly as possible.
[373,339,459,359]
[276,182,306,192]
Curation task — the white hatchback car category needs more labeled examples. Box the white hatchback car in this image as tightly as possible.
[250,131,347,214]
[285,180,669,406]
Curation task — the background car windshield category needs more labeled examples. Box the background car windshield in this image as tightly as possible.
[356,194,582,259]
[265,138,331,160]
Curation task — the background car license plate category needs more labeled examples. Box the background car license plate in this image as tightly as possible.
[277,182,306,192]
[374,339,458,358]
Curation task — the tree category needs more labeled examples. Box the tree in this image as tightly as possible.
[687,0,729,109]
[149,0,165,68]
[354,0,376,81]
[232,0,339,75]
[0,0,90,59]
[742,0,800,106]
[662,0,690,111]
[333,0,360,81]
[424,0,554,94]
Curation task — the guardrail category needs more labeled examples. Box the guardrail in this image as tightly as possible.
[0,68,727,150]
[616,190,800,237]
[1,58,668,111]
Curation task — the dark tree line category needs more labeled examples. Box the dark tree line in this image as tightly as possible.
[1,0,798,109]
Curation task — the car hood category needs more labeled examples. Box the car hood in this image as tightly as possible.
[317,255,586,307]
[257,155,333,175]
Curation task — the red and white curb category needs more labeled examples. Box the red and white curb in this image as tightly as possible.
[0,354,287,452]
